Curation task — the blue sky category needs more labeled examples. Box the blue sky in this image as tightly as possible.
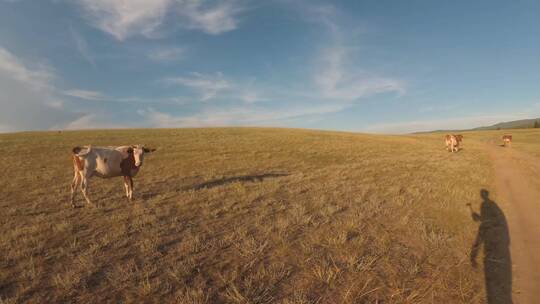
[1,0,540,133]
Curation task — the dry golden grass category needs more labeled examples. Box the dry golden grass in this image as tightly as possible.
[460,129,540,157]
[2,127,529,303]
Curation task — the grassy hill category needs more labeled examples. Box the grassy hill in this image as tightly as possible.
[0,128,504,303]
[473,118,540,130]
[420,117,540,134]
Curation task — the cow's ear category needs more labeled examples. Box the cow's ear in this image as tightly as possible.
[143,148,156,153]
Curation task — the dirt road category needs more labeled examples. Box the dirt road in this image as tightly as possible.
[486,142,540,303]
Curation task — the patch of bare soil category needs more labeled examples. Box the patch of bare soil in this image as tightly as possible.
[486,143,540,303]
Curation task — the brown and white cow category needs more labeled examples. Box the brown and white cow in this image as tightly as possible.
[445,134,459,152]
[502,135,512,147]
[70,145,155,207]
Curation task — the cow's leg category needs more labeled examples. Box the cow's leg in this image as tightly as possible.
[127,176,134,201]
[70,171,81,207]
[80,175,95,207]
[123,176,131,200]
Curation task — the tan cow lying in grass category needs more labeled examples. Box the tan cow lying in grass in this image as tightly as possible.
[70,145,155,207]
[502,135,512,147]
[445,134,462,152]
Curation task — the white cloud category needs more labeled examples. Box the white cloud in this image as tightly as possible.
[0,47,79,131]
[148,47,185,62]
[162,72,230,101]
[77,0,243,40]
[62,89,106,100]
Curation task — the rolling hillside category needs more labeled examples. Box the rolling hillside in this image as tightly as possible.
[3,128,539,303]
[417,117,540,134]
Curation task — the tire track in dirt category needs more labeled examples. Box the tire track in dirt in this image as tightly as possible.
[486,142,540,303]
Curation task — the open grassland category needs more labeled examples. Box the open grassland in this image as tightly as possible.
[467,128,540,158]
[0,127,521,303]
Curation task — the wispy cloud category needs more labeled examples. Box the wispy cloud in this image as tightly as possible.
[62,89,106,101]
[162,72,231,101]
[0,48,54,91]
[142,103,346,128]
[418,104,458,113]
[307,4,405,103]
[77,0,243,40]
[148,47,185,62]
[69,27,96,67]
[79,0,171,40]
[314,46,405,101]
[240,90,261,104]
[64,113,131,130]
[160,72,273,104]
[62,89,192,105]
[177,0,243,35]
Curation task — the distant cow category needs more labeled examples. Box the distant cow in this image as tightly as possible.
[445,134,460,152]
[70,145,155,207]
[502,135,512,147]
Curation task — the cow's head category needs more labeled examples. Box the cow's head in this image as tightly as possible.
[130,145,156,167]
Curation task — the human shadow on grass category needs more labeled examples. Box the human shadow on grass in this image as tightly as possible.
[468,189,512,304]
[180,173,289,191]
